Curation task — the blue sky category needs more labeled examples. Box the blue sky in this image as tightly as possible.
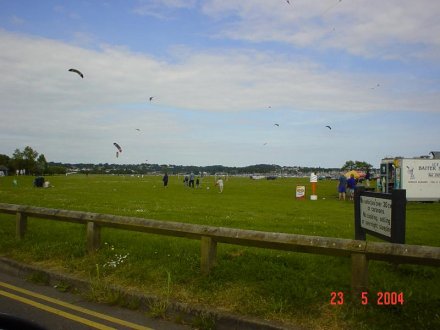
[0,0,439,168]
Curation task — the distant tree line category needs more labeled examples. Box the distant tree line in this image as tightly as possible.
[0,146,374,176]
[52,163,343,176]
[0,146,64,175]
[0,146,45,175]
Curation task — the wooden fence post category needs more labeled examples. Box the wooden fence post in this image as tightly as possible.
[201,236,217,275]
[87,222,101,253]
[351,253,369,300]
[16,212,28,240]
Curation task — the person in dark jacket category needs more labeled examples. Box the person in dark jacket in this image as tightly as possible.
[162,172,169,187]
[365,169,371,187]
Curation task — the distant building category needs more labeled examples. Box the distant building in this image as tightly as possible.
[430,151,440,159]
[0,165,9,176]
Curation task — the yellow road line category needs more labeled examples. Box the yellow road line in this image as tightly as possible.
[0,281,152,330]
[0,289,116,330]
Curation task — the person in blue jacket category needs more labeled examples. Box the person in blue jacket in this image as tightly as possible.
[347,174,357,201]
[338,173,347,200]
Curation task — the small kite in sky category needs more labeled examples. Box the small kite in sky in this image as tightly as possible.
[274,123,280,127]
[326,125,332,130]
[113,142,122,152]
[149,96,154,102]
[135,128,141,131]
[371,83,380,89]
[113,142,122,158]
[68,68,83,78]
[263,142,268,145]
[286,0,291,4]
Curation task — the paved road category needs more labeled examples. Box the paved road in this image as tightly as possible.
[0,271,190,330]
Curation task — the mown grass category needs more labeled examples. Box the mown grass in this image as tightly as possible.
[0,174,439,329]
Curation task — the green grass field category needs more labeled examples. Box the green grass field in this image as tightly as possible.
[0,174,439,329]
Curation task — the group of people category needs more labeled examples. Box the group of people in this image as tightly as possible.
[182,173,200,188]
[338,173,357,201]
[162,172,224,193]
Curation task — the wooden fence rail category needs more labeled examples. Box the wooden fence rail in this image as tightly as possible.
[1,203,439,297]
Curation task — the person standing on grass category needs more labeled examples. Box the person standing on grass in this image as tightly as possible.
[189,172,195,188]
[162,172,169,187]
[365,169,371,187]
[215,178,224,193]
[347,174,357,201]
[338,172,347,200]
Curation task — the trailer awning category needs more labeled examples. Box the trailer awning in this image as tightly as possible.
[430,151,440,159]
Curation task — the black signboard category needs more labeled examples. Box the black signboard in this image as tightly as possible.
[354,188,406,244]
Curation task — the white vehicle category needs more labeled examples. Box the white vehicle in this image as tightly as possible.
[380,151,440,201]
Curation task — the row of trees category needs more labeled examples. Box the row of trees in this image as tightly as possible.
[0,146,60,175]
[43,163,336,176]
[341,160,373,171]
[0,146,374,176]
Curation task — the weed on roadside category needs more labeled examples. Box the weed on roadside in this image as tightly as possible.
[191,311,216,330]
[84,264,121,305]
[26,271,50,285]
[147,270,172,319]
[53,280,73,293]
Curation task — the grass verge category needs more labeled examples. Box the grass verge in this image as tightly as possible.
[0,174,439,329]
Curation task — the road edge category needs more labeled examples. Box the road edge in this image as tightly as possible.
[0,256,303,330]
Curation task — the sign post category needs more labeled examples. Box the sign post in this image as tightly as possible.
[296,185,306,199]
[310,172,318,201]
[354,188,406,244]
[352,188,406,297]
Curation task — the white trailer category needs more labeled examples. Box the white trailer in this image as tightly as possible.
[380,151,440,201]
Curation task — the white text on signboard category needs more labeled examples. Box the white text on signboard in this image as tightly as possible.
[360,196,392,237]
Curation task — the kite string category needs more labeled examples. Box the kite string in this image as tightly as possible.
[320,0,342,17]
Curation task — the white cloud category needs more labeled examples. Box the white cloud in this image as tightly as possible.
[202,0,440,62]
[1,28,439,118]
[0,27,439,166]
